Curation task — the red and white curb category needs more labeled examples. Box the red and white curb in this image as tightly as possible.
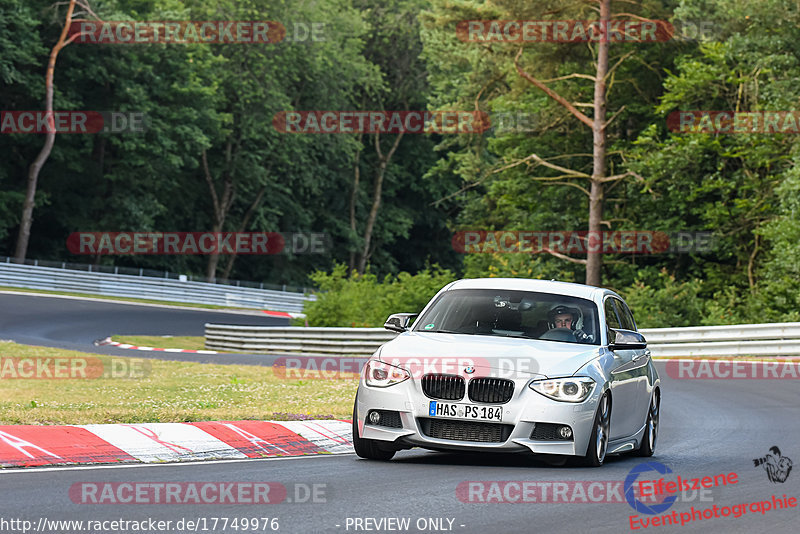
[0,420,353,468]
[262,310,305,319]
[94,337,219,354]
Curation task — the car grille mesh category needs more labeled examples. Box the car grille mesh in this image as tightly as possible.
[468,377,515,404]
[418,418,512,443]
[422,374,465,400]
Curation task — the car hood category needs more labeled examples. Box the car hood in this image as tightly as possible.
[377,331,602,379]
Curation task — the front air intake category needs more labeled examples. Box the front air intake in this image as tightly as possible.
[418,418,513,443]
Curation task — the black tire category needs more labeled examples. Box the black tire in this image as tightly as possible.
[352,397,395,461]
[636,391,659,457]
[580,392,610,467]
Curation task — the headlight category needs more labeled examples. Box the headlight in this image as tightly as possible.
[529,377,595,402]
[364,360,410,387]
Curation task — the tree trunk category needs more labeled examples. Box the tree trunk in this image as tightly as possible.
[348,132,363,272]
[358,164,384,274]
[202,147,235,282]
[220,184,267,281]
[205,225,223,282]
[357,131,404,274]
[511,0,621,286]
[586,0,611,287]
[14,0,79,262]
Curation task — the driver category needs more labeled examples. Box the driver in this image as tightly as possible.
[547,305,593,342]
[549,306,576,329]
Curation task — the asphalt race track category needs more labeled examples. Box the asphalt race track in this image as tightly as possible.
[1,293,798,533]
[1,369,798,533]
[0,292,288,365]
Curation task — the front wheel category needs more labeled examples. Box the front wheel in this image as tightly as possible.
[352,397,395,461]
[636,392,659,457]
[580,392,610,467]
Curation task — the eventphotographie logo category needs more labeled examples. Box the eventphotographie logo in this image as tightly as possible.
[753,446,793,483]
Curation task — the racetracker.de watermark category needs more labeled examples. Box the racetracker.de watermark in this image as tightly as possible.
[452,231,715,254]
[273,111,491,134]
[456,480,715,504]
[273,111,575,135]
[69,482,326,504]
[668,111,800,134]
[272,356,541,380]
[665,360,800,379]
[456,20,674,43]
[0,517,280,533]
[1,111,145,134]
[0,357,149,379]
[66,232,328,255]
[68,21,286,44]
[273,357,367,380]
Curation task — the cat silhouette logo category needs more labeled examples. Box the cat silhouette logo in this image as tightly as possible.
[753,446,793,483]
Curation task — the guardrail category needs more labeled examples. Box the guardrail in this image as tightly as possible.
[205,325,395,355]
[0,261,314,313]
[204,322,800,357]
[639,323,800,358]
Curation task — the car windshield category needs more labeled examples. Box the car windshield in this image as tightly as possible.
[413,288,600,345]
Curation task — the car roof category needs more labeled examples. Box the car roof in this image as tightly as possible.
[446,278,606,301]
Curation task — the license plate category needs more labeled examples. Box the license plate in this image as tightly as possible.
[428,401,503,422]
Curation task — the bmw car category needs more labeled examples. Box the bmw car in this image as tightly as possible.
[352,278,660,466]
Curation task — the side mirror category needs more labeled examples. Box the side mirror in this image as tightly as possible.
[384,313,418,333]
[608,328,647,350]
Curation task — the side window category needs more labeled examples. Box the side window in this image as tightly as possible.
[604,298,621,329]
[613,298,636,331]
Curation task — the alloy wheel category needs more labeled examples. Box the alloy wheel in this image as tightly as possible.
[595,394,610,463]
[647,394,659,451]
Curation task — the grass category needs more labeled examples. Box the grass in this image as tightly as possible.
[112,335,208,351]
[0,286,253,310]
[0,341,358,425]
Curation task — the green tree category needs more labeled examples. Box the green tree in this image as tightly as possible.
[304,263,456,326]
[0,0,46,241]
[420,0,675,286]
[628,0,800,320]
[13,0,99,262]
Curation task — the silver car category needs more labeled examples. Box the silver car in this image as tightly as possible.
[352,278,660,466]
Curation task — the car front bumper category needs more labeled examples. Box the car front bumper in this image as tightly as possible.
[355,375,601,456]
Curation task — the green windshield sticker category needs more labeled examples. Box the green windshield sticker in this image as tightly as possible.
[424,323,435,330]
